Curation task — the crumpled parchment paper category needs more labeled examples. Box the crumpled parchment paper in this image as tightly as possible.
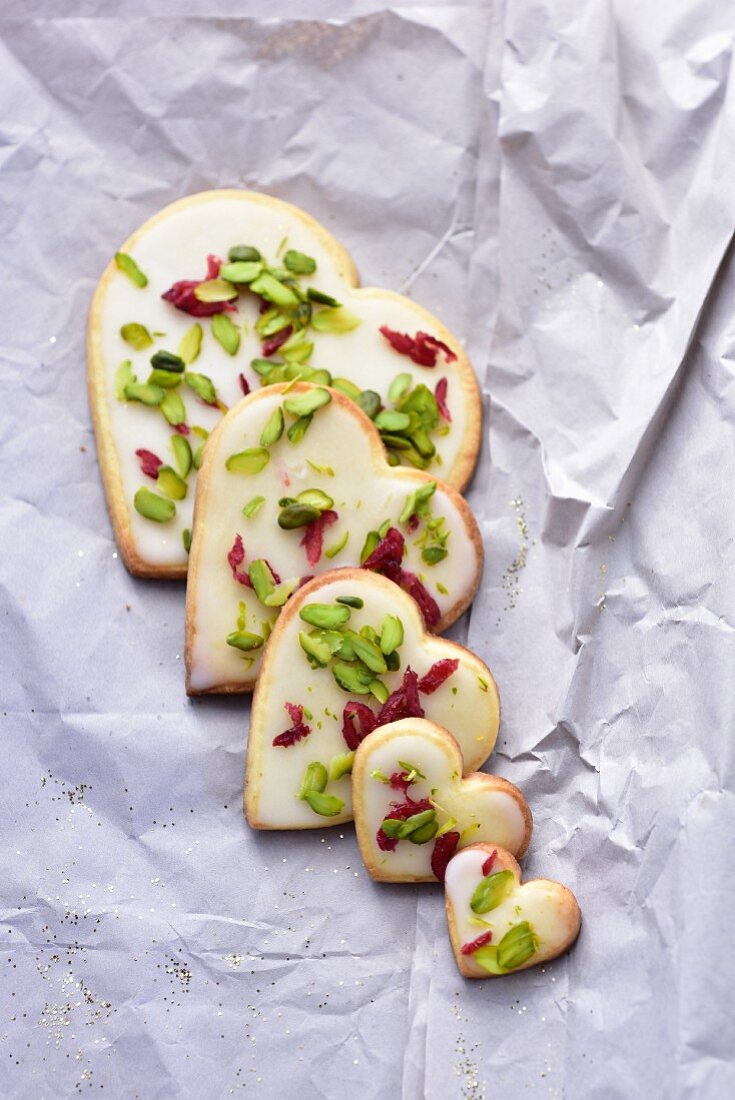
[1,2,734,1098]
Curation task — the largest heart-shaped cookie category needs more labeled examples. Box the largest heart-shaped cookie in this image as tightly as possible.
[445,844,581,978]
[88,189,481,577]
[244,570,500,829]
[185,383,483,694]
[352,719,531,881]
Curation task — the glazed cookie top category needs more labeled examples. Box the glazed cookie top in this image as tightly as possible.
[444,845,581,978]
[244,574,499,829]
[185,384,483,695]
[88,190,482,577]
[351,720,531,881]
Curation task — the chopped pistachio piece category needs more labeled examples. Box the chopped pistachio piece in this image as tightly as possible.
[306,460,335,477]
[369,679,388,703]
[311,307,360,333]
[329,752,355,782]
[299,631,332,667]
[225,448,270,475]
[336,596,363,609]
[134,487,175,522]
[242,496,266,519]
[280,331,314,365]
[194,278,238,303]
[303,791,345,817]
[115,360,135,400]
[248,559,276,604]
[409,819,439,845]
[349,634,387,674]
[250,272,300,309]
[211,313,241,356]
[331,660,374,695]
[470,870,515,914]
[496,922,537,969]
[157,465,187,501]
[151,350,185,373]
[422,546,447,565]
[160,390,186,426]
[356,390,381,420]
[228,244,262,263]
[297,488,334,511]
[286,414,313,443]
[283,387,332,418]
[193,443,205,470]
[330,377,361,401]
[115,252,148,288]
[278,503,321,529]
[182,528,192,553]
[284,249,317,275]
[360,530,380,564]
[306,287,341,307]
[379,614,403,656]
[185,371,217,405]
[178,323,203,365]
[263,578,301,607]
[120,322,153,350]
[435,816,458,837]
[260,406,285,447]
[325,531,349,559]
[370,769,390,783]
[388,373,412,403]
[124,382,164,406]
[171,435,192,478]
[375,410,411,433]
[298,762,328,799]
[148,368,182,389]
[219,260,263,285]
[226,630,264,652]
[251,357,278,377]
[299,603,351,630]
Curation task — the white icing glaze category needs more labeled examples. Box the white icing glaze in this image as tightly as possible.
[245,577,498,828]
[355,728,527,877]
[187,388,481,693]
[445,848,576,977]
[95,193,475,569]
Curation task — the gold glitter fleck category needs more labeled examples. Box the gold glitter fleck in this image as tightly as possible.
[502,497,530,611]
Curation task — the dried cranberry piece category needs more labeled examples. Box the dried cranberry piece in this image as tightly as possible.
[435,376,452,422]
[173,422,191,436]
[362,527,405,572]
[399,570,441,628]
[342,701,378,751]
[376,797,433,853]
[239,374,251,396]
[418,659,459,695]
[262,325,293,358]
[431,831,460,882]
[377,667,425,725]
[378,326,456,367]
[135,448,163,479]
[227,535,252,587]
[460,931,493,955]
[161,254,237,317]
[407,514,420,534]
[300,510,338,567]
[376,828,398,852]
[272,702,311,747]
[389,771,414,795]
[481,850,497,877]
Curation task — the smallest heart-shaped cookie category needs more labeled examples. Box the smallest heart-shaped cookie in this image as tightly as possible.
[352,719,532,882]
[445,844,581,978]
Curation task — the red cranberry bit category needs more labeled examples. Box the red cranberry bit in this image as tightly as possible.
[389,771,414,794]
[376,667,425,725]
[161,254,237,317]
[239,374,251,396]
[362,527,405,572]
[431,830,460,882]
[262,325,293,358]
[376,797,433,853]
[418,659,459,695]
[461,931,493,955]
[342,701,378,751]
[227,535,252,587]
[378,326,457,367]
[272,701,311,747]
[135,449,163,479]
[435,377,452,422]
[361,528,440,628]
[481,850,497,877]
[300,510,338,567]
[173,422,190,435]
[399,569,441,628]
[407,513,420,534]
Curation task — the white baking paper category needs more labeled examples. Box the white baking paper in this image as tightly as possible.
[1,2,734,1098]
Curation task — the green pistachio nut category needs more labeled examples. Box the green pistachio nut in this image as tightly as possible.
[283,387,332,418]
[120,322,153,350]
[151,350,185,373]
[182,528,192,553]
[251,357,278,377]
[193,278,238,303]
[115,360,135,400]
[360,530,380,564]
[178,323,203,365]
[286,415,313,444]
[396,809,436,840]
[306,287,341,308]
[297,489,334,511]
[299,603,351,629]
[496,922,538,971]
[283,250,317,275]
[336,596,364,609]
[124,382,164,406]
[278,503,321,529]
[408,820,439,845]
[219,260,263,285]
[329,752,355,782]
[369,679,388,703]
[379,615,404,655]
[470,870,515,915]
[356,390,381,420]
[330,377,361,400]
[171,435,192,478]
[260,406,285,447]
[422,546,448,565]
[134,488,176,523]
[248,559,276,604]
[303,791,345,817]
[147,369,182,389]
[211,313,241,355]
[298,631,332,667]
[380,818,405,839]
[226,631,265,652]
[310,307,360,333]
[263,579,301,608]
[156,465,187,501]
[249,272,300,309]
[225,447,270,475]
[185,371,218,404]
[242,496,266,518]
[375,410,411,433]
[160,390,187,426]
[331,660,375,695]
[228,244,262,263]
[349,633,387,674]
[388,373,412,403]
[298,762,328,799]
[115,252,148,288]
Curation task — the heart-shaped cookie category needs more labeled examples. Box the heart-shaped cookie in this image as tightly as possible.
[244,571,500,829]
[445,844,581,978]
[351,719,531,881]
[88,189,481,577]
[185,383,483,694]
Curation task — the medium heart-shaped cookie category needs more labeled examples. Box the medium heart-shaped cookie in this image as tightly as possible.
[351,720,531,881]
[445,844,581,978]
[244,571,499,829]
[88,189,481,577]
[185,383,483,694]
